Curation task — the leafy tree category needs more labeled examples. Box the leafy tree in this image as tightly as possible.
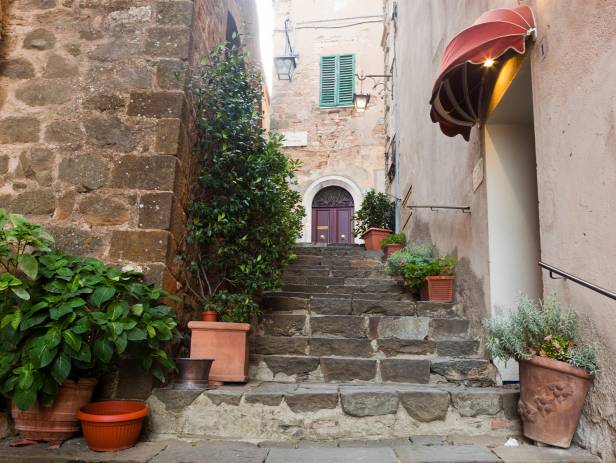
[184,43,304,320]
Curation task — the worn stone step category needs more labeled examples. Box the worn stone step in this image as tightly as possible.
[283,276,347,286]
[254,334,480,360]
[251,354,494,385]
[147,382,520,441]
[431,358,497,386]
[260,314,307,336]
[282,283,404,295]
[310,315,368,338]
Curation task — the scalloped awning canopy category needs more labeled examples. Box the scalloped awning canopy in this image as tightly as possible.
[429,6,536,140]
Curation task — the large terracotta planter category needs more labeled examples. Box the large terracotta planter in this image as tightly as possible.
[518,356,592,448]
[361,228,392,251]
[77,401,148,452]
[383,243,404,259]
[420,275,455,302]
[188,321,251,383]
[11,378,97,445]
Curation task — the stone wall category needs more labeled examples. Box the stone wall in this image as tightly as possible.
[0,0,259,399]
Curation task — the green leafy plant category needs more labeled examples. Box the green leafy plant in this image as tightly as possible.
[184,42,304,322]
[484,295,598,374]
[0,210,54,303]
[380,232,406,250]
[402,256,457,294]
[202,290,261,323]
[0,215,180,411]
[385,242,435,275]
[353,190,395,237]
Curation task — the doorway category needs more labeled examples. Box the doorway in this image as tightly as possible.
[485,57,542,381]
[311,186,354,244]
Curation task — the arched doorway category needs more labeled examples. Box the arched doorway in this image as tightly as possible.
[311,186,354,244]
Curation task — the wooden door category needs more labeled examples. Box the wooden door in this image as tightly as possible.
[311,187,355,244]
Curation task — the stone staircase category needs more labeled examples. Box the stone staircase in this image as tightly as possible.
[147,245,520,441]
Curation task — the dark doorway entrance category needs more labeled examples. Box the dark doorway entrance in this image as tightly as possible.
[311,186,354,244]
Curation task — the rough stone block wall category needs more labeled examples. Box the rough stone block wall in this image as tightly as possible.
[0,0,260,399]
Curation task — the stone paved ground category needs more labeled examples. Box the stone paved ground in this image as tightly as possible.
[0,436,601,463]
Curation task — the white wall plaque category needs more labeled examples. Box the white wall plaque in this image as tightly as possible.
[281,131,308,147]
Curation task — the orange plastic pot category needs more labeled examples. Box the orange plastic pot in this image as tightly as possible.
[361,228,392,251]
[77,401,148,452]
[420,276,455,302]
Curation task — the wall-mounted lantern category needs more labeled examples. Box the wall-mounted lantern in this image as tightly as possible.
[353,73,392,111]
[274,18,298,81]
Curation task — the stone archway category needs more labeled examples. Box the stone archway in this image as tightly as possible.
[301,176,364,243]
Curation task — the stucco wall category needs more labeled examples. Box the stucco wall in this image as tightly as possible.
[385,0,616,459]
[270,0,386,242]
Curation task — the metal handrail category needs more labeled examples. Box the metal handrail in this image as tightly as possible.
[539,262,616,301]
[407,205,471,214]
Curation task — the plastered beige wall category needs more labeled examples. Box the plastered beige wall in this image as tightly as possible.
[270,0,386,241]
[385,0,616,459]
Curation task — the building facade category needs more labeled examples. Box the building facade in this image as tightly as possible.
[270,0,386,244]
[383,0,616,459]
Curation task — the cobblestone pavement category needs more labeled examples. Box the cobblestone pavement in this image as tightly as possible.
[0,436,601,462]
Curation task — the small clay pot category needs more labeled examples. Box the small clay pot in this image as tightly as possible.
[518,356,593,448]
[202,310,218,322]
[361,228,392,251]
[420,276,455,302]
[77,401,148,452]
[383,243,404,259]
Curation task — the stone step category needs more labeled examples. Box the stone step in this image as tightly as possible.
[282,276,398,287]
[263,294,459,317]
[284,267,388,279]
[147,382,519,441]
[288,257,384,270]
[281,282,405,295]
[258,314,470,341]
[251,354,495,385]
[254,335,480,358]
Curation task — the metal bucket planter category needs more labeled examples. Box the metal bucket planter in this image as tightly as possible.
[173,358,214,390]
[518,356,593,448]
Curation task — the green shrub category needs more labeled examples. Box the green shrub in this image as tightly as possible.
[353,190,395,237]
[484,295,598,374]
[0,211,179,410]
[402,256,456,293]
[202,291,261,323]
[184,42,304,321]
[385,242,434,276]
[380,232,406,250]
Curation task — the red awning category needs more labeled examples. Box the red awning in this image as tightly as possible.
[430,6,536,140]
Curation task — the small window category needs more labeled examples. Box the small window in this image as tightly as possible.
[320,54,355,108]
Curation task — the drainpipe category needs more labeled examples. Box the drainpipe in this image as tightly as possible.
[392,2,401,232]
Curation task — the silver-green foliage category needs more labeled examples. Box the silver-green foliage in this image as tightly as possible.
[484,294,598,374]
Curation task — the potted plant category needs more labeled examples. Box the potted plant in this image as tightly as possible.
[0,210,179,447]
[387,242,457,302]
[380,232,406,258]
[485,295,598,448]
[353,190,395,251]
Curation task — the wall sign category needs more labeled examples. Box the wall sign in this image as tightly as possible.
[281,131,308,147]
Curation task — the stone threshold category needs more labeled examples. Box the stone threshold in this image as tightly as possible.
[0,436,600,463]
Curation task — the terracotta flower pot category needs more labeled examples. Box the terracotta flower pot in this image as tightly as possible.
[361,228,392,251]
[188,321,251,383]
[11,378,97,445]
[201,311,218,322]
[518,356,593,448]
[384,243,404,258]
[173,358,214,389]
[420,275,455,302]
[77,401,148,452]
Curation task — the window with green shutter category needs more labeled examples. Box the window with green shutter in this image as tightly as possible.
[319,54,355,108]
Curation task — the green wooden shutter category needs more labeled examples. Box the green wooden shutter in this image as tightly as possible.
[336,54,355,106]
[320,56,336,107]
